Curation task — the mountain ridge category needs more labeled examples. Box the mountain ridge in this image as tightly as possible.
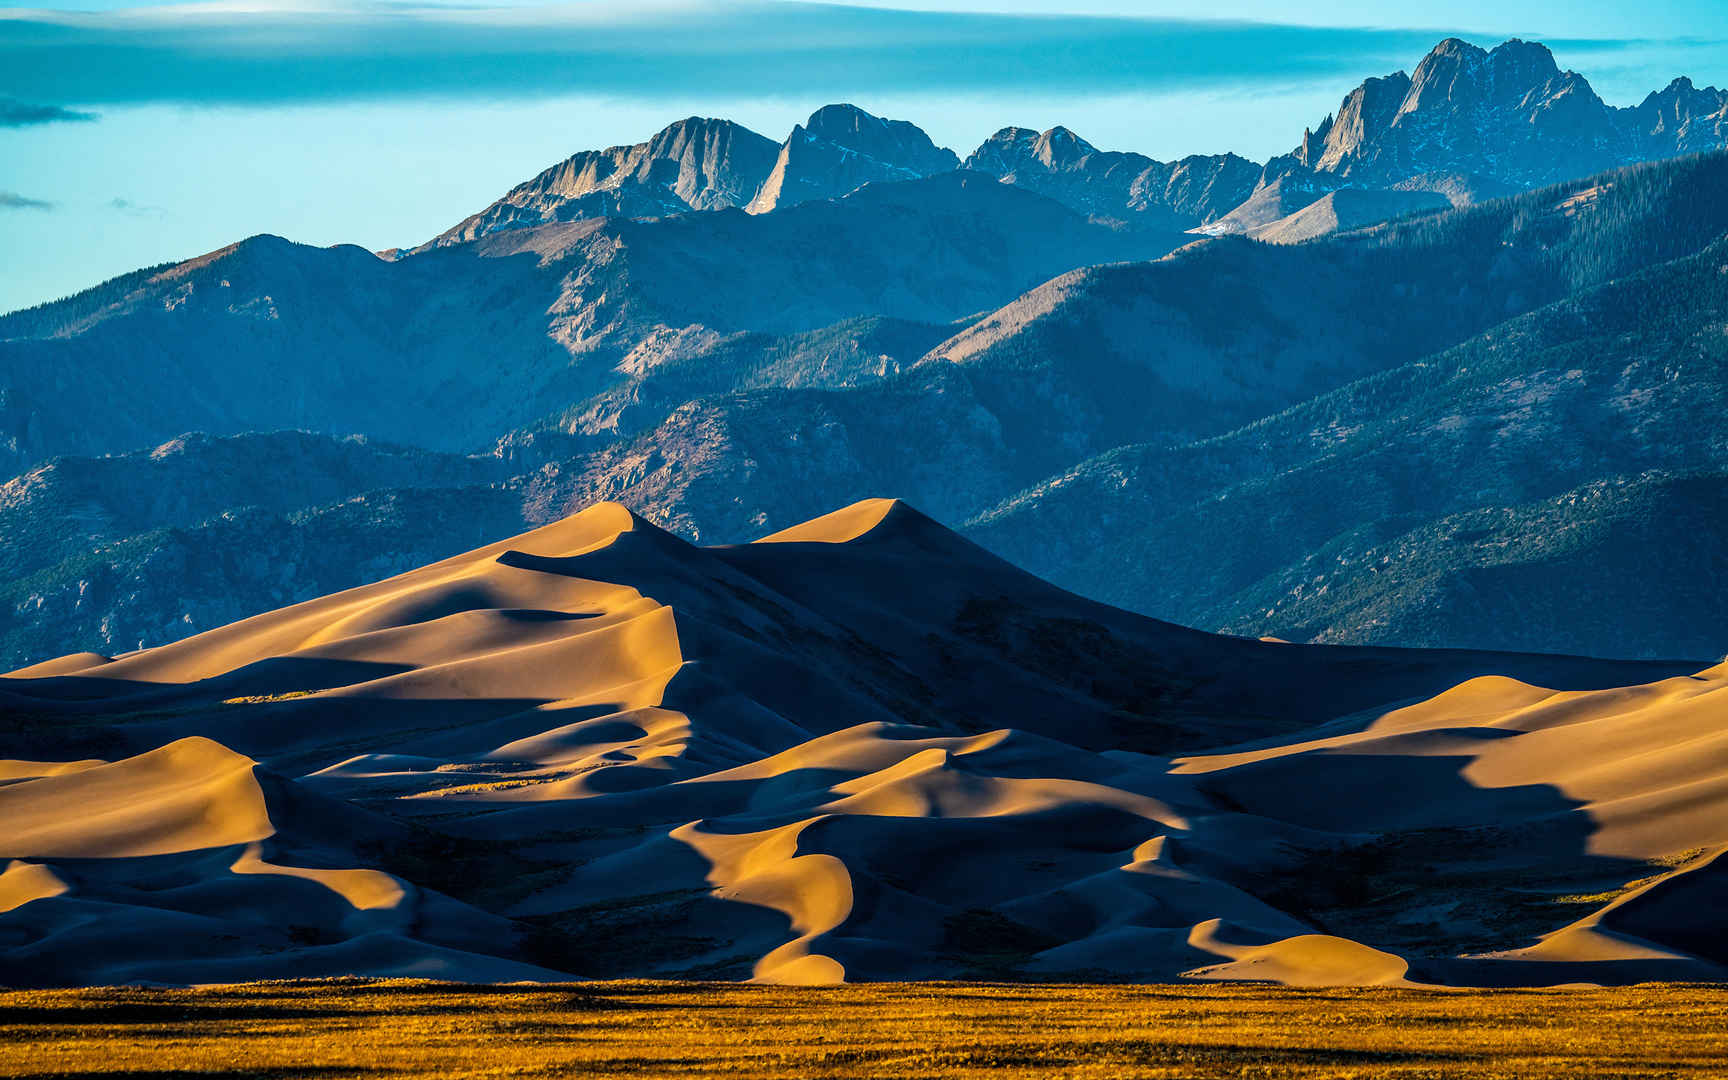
[1213,37,1728,234]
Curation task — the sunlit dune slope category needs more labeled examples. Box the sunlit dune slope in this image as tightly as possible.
[1,499,1719,987]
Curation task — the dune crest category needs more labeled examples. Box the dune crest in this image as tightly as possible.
[676,819,854,985]
[0,862,70,914]
[1185,921,1413,987]
[752,497,901,544]
[231,842,407,912]
[0,738,272,859]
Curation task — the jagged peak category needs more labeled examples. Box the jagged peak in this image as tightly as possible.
[1486,37,1562,81]
[646,115,769,144]
[806,102,889,135]
[1036,125,1099,159]
[1425,36,1486,59]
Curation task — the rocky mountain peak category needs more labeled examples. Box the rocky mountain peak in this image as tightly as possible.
[1250,36,1651,207]
[963,127,1042,175]
[801,103,960,175]
[960,122,1257,230]
[1034,126,1098,166]
[745,104,960,214]
[1634,76,1728,151]
[423,115,778,248]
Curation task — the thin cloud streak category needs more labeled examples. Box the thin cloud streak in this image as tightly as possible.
[0,96,98,126]
[0,2,1538,109]
[109,196,168,216]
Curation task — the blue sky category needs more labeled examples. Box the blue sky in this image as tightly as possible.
[2,0,1726,313]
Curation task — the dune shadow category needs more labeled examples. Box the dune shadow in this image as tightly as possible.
[1184,741,1708,982]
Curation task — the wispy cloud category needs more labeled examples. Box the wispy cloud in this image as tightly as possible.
[108,196,168,217]
[1,97,98,127]
[1,192,57,210]
[0,2,1510,108]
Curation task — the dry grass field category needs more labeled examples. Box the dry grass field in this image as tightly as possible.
[1,980,1724,1079]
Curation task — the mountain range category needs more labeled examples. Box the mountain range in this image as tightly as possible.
[418,38,1727,250]
[3,35,1728,673]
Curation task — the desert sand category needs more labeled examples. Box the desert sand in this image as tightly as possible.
[1,499,1720,987]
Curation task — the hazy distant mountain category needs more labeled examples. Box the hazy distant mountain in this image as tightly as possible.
[746,104,961,214]
[424,105,961,247]
[426,117,780,249]
[1210,38,1728,235]
[962,126,1259,230]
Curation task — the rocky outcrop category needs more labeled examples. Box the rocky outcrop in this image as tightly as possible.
[1212,38,1728,234]
[427,116,780,247]
[963,125,1258,229]
[745,104,960,214]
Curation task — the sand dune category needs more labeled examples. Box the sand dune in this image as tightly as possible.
[1,499,1719,986]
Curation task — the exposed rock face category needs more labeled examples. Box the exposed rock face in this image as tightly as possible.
[415,38,1728,254]
[745,104,961,214]
[1291,39,1622,189]
[428,117,780,247]
[962,125,1258,229]
[1634,76,1728,155]
[1212,38,1728,234]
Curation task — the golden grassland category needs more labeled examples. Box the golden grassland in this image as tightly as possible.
[2,980,1726,1079]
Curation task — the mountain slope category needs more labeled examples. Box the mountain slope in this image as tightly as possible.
[901,151,1728,482]
[1211,38,1728,234]
[7,154,1726,668]
[424,116,781,248]
[1208,471,1728,656]
[1248,188,1450,244]
[0,173,1177,476]
[1,500,1709,986]
[965,225,1728,659]
[746,104,960,214]
[0,433,531,668]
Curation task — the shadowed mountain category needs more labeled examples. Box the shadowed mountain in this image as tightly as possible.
[539,150,1728,543]
[0,172,1179,476]
[965,226,1728,659]
[1,500,1713,987]
[0,432,530,668]
[5,154,1727,669]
